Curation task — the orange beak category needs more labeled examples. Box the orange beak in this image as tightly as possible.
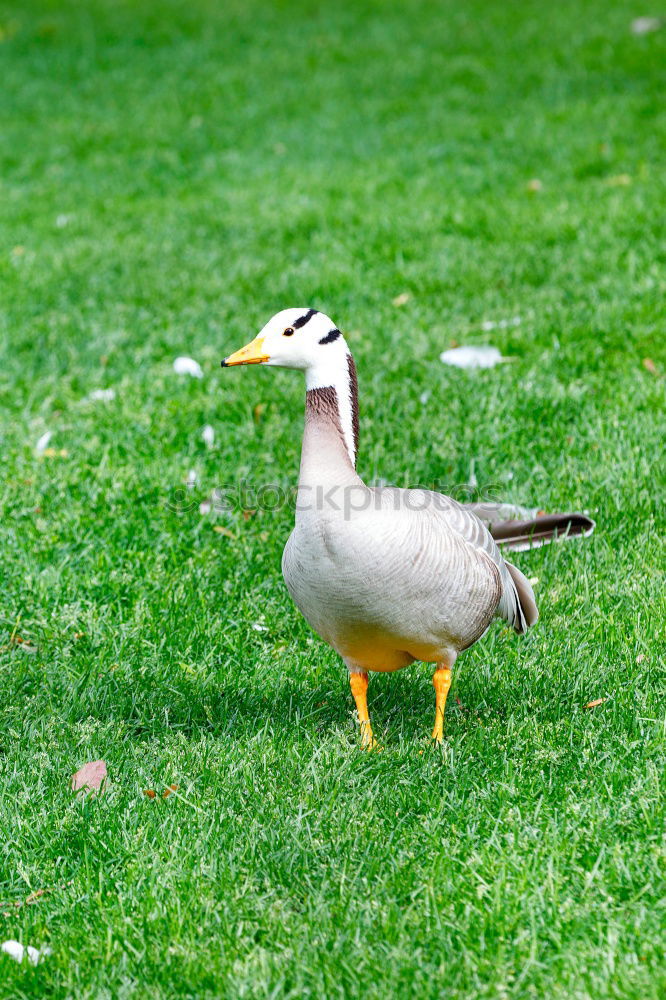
[221,335,269,367]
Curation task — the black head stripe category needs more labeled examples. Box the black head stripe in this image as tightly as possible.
[293,308,318,329]
[319,328,341,345]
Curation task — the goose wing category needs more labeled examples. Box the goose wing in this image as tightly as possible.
[375,487,538,633]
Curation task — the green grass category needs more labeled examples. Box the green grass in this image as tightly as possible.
[1,0,665,996]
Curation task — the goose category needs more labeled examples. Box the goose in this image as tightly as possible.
[221,308,543,747]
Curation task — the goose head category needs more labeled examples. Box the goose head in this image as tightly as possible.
[221,308,348,387]
[222,308,359,466]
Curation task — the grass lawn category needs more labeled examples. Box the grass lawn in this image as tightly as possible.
[1,0,665,996]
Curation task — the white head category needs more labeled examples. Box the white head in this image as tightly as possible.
[222,308,359,464]
[221,308,350,391]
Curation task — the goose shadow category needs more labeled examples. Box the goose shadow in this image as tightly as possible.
[101,652,551,743]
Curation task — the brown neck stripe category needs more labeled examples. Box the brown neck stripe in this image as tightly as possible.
[304,351,360,465]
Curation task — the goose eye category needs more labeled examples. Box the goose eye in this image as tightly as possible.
[283,327,295,337]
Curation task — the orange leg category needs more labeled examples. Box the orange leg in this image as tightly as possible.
[432,666,452,743]
[349,671,376,749]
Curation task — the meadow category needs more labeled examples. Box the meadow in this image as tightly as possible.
[0,0,664,996]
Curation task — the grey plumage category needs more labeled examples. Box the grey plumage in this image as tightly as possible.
[282,383,538,674]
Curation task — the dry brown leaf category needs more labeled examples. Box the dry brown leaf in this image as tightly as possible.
[163,784,179,798]
[71,759,107,793]
[143,789,156,799]
[10,635,37,655]
[392,292,410,307]
[25,889,47,905]
[253,403,266,423]
[642,358,657,375]
[213,525,235,538]
[584,698,608,709]
[1,635,39,655]
[0,881,74,912]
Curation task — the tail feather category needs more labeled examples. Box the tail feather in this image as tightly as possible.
[503,560,539,634]
[464,504,596,552]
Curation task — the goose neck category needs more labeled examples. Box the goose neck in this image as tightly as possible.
[297,352,362,500]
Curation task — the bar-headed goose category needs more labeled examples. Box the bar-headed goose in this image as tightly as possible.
[222,308,540,747]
